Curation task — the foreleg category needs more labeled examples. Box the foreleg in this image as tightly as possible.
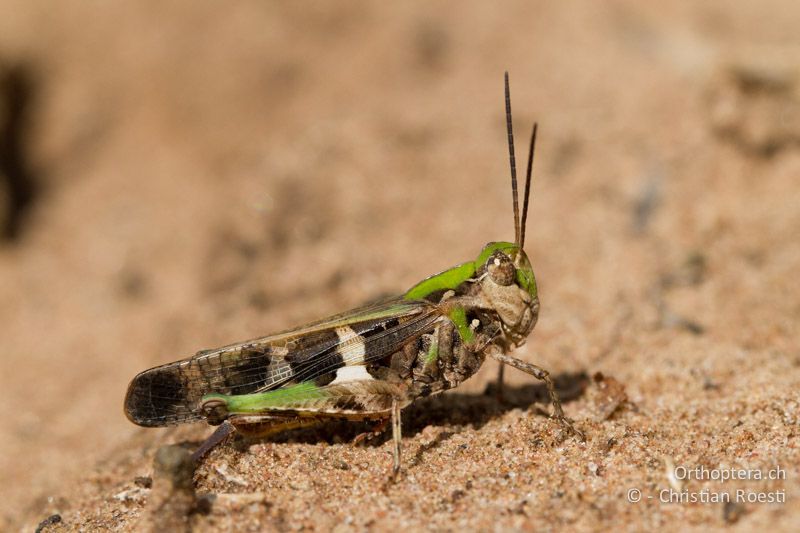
[490,351,584,440]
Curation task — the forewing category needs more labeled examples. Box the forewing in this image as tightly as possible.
[124,298,443,426]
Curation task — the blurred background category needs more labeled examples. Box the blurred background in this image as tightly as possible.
[1,1,798,529]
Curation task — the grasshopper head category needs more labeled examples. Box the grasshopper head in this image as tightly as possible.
[475,241,539,347]
[484,73,542,347]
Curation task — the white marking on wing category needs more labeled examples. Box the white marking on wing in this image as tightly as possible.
[334,326,367,365]
[330,365,374,384]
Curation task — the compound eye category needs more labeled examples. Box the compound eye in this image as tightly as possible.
[486,251,515,286]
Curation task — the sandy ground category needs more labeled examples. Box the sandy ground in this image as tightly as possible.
[1,1,799,531]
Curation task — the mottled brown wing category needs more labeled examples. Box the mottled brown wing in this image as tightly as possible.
[124,298,444,427]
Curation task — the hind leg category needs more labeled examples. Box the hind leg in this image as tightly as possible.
[192,421,235,462]
[191,415,324,463]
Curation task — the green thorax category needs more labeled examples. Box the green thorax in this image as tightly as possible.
[403,241,537,302]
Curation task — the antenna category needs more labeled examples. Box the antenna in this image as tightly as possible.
[520,123,536,249]
[504,72,520,247]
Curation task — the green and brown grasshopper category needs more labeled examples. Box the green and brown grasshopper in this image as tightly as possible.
[125,73,582,475]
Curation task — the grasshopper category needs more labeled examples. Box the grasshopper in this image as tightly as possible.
[125,73,582,476]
